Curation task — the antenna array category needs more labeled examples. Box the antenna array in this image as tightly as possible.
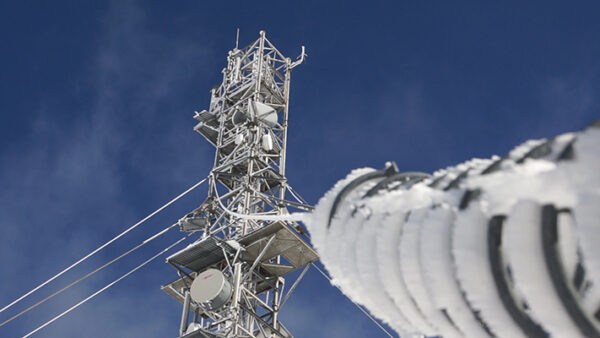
[162,31,316,338]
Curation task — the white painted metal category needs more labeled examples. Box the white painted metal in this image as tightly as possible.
[164,31,314,338]
[190,269,233,310]
[307,125,600,338]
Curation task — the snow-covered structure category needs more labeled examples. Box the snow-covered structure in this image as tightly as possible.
[162,31,317,338]
[307,121,600,337]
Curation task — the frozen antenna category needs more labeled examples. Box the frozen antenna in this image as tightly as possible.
[161,30,316,338]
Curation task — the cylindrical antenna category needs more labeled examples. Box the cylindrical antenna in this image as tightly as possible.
[235,28,240,49]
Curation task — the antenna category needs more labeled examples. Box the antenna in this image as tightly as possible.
[235,28,240,49]
[162,30,316,338]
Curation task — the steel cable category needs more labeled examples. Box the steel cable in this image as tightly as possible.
[311,263,395,338]
[21,234,192,338]
[0,176,207,314]
[0,223,178,328]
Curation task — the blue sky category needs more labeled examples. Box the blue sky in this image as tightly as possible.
[1,1,599,337]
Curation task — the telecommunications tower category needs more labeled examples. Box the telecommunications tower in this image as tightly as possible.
[161,31,318,338]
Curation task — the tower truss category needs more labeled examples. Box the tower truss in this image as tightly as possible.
[161,31,317,338]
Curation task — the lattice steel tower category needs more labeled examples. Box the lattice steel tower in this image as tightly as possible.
[162,31,317,338]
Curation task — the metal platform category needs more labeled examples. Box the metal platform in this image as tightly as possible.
[163,221,318,305]
[239,222,318,277]
[180,328,220,338]
[193,110,219,147]
[179,323,292,338]
[161,271,202,312]
[167,237,235,272]
[166,222,317,275]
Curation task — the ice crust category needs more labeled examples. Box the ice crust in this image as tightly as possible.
[504,200,580,336]
[305,128,600,337]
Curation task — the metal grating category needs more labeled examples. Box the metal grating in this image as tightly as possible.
[161,272,200,310]
[167,222,317,277]
[181,328,220,338]
[167,237,232,272]
[242,222,318,275]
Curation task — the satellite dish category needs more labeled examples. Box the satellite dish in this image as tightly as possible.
[251,101,278,127]
[190,269,233,310]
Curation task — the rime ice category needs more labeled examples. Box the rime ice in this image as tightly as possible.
[305,126,600,338]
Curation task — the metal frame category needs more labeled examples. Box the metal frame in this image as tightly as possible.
[163,31,315,338]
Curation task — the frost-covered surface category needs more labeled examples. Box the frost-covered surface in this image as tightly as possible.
[504,200,580,336]
[305,126,600,337]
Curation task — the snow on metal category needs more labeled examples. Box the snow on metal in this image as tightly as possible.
[162,31,316,338]
[306,123,600,338]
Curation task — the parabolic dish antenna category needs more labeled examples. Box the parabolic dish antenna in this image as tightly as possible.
[190,268,233,310]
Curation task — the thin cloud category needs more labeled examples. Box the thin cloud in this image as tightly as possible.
[0,1,212,337]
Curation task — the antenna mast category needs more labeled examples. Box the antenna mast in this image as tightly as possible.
[162,30,316,338]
